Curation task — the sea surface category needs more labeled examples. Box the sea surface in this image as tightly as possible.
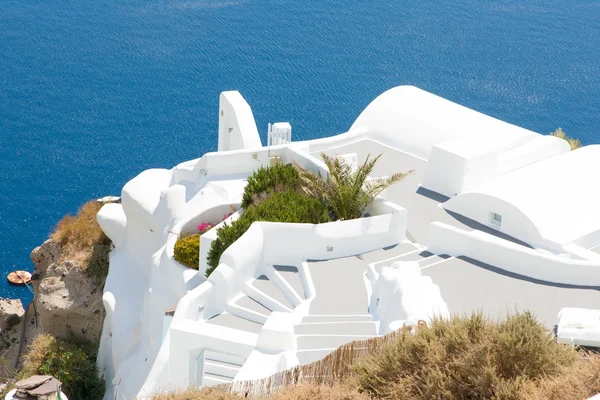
[1,0,599,303]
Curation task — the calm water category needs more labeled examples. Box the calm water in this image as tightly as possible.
[1,0,599,302]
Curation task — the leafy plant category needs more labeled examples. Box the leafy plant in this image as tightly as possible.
[21,334,104,400]
[173,233,201,269]
[297,153,413,221]
[241,163,301,208]
[550,127,581,150]
[86,243,111,278]
[206,191,330,276]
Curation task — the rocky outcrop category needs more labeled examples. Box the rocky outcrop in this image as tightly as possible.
[0,298,26,378]
[30,239,105,344]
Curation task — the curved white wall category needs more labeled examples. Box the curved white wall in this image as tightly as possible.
[443,192,546,249]
[218,91,262,152]
[427,222,600,287]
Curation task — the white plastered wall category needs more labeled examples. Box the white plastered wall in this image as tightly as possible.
[218,91,262,152]
[442,192,548,249]
[422,144,500,198]
[422,135,570,199]
[427,222,600,287]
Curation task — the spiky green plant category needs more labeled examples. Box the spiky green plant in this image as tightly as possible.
[297,153,413,221]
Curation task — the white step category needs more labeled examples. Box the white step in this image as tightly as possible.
[302,315,373,323]
[295,321,377,335]
[235,295,272,316]
[297,335,376,350]
[204,359,241,379]
[204,350,246,366]
[244,283,293,313]
[203,374,232,387]
[268,267,303,307]
[226,303,269,325]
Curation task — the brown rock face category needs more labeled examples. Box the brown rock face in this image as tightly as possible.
[0,298,25,327]
[0,298,26,374]
[30,239,105,344]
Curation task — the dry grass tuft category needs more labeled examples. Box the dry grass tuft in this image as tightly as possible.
[351,312,578,399]
[550,127,581,150]
[150,384,367,400]
[50,200,111,276]
[19,333,55,377]
[151,387,242,400]
[267,384,369,400]
[350,312,583,399]
[521,353,600,400]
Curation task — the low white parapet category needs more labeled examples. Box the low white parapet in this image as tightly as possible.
[427,221,600,286]
[256,312,297,354]
[369,261,449,334]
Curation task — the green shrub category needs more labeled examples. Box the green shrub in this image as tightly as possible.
[297,153,413,221]
[206,191,330,276]
[86,243,111,278]
[174,233,200,270]
[21,334,104,400]
[241,163,301,209]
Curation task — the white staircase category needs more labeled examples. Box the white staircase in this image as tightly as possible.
[201,350,246,386]
[294,315,378,365]
[200,264,307,386]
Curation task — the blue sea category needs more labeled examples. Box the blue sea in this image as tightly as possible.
[1,0,599,303]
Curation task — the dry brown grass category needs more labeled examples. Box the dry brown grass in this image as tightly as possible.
[550,127,582,150]
[350,312,579,399]
[521,354,600,400]
[50,200,111,275]
[268,384,369,400]
[150,387,241,400]
[150,384,367,400]
[19,333,55,377]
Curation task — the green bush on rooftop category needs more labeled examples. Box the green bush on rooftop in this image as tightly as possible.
[205,191,330,277]
[241,162,301,209]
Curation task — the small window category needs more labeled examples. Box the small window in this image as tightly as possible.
[491,212,502,227]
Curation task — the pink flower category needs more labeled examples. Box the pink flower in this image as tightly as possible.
[222,212,233,221]
[197,222,215,234]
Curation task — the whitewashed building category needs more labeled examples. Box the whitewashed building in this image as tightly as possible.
[95,86,600,400]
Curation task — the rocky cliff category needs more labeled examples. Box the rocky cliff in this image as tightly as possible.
[30,238,105,344]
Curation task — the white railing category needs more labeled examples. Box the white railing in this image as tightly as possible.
[267,122,292,146]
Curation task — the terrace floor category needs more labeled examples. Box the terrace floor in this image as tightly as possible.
[313,139,600,328]
[309,241,600,330]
